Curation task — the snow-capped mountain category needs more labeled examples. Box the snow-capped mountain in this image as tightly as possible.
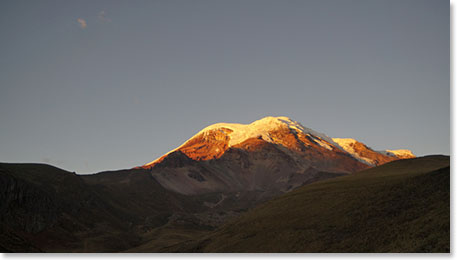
[144,116,341,167]
[139,116,414,195]
[333,138,415,166]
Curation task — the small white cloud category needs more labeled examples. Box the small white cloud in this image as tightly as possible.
[77,18,87,29]
[98,10,111,23]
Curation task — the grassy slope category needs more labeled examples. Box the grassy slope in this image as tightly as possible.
[1,155,450,252]
[0,163,145,252]
[0,164,208,252]
[178,155,450,253]
[1,164,222,252]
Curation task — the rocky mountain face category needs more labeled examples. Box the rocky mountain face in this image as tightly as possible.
[140,116,414,195]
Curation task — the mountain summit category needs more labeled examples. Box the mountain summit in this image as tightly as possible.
[139,116,414,195]
[144,116,339,167]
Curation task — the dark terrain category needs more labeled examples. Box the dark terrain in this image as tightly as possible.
[173,155,450,253]
[0,164,229,252]
[0,155,450,252]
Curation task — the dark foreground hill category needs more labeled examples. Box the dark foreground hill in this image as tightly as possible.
[0,155,450,252]
[0,162,289,252]
[0,164,231,252]
[172,155,450,253]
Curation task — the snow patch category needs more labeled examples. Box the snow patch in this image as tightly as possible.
[307,134,333,150]
[332,138,375,166]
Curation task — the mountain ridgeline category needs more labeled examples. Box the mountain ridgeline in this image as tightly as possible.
[1,116,447,253]
[140,117,414,195]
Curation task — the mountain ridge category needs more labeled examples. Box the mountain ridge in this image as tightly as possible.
[142,116,414,169]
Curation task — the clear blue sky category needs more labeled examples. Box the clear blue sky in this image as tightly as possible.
[0,0,449,173]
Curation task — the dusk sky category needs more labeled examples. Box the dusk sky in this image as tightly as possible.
[0,0,449,173]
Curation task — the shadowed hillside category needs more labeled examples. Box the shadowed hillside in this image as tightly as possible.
[173,155,450,253]
[0,164,218,252]
[0,155,449,252]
